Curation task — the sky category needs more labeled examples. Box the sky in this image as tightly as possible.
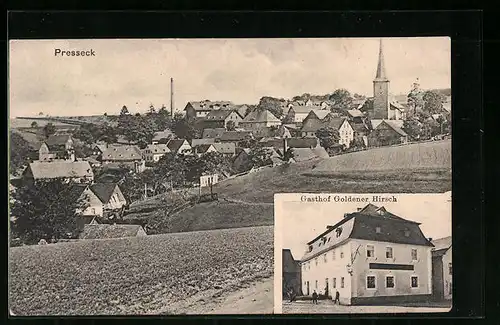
[275,192,452,261]
[9,37,450,118]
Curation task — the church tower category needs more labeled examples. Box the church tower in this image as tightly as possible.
[373,39,390,119]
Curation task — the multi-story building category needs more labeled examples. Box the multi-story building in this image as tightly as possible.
[300,203,434,305]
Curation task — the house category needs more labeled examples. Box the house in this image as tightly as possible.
[367,120,408,147]
[202,128,226,140]
[142,144,171,163]
[184,100,234,119]
[72,184,105,223]
[190,138,216,147]
[220,131,254,144]
[152,129,174,144]
[283,249,303,297]
[276,124,295,138]
[92,143,108,156]
[346,109,365,123]
[99,145,145,173]
[300,114,355,149]
[202,110,243,129]
[239,109,281,130]
[300,203,434,305]
[286,106,329,124]
[90,182,127,211]
[431,236,452,301]
[84,155,102,168]
[212,142,236,157]
[193,143,218,156]
[78,224,147,240]
[350,123,370,148]
[38,134,75,162]
[232,146,282,172]
[23,160,94,184]
[167,139,192,155]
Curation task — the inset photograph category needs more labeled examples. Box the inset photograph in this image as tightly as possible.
[274,192,452,314]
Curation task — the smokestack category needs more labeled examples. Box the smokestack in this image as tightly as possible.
[170,78,174,118]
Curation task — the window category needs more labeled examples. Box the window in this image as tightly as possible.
[386,276,395,288]
[315,257,318,266]
[341,277,345,288]
[336,227,343,237]
[411,276,418,288]
[367,276,376,289]
[404,230,410,237]
[332,250,336,260]
[333,278,336,288]
[448,263,452,275]
[376,227,381,233]
[91,208,96,214]
[386,247,393,259]
[340,250,344,259]
[367,245,375,258]
[411,249,418,260]
[315,280,318,289]
[324,253,327,263]
[449,282,452,294]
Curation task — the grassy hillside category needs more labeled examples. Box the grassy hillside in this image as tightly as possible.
[9,226,273,315]
[311,140,451,173]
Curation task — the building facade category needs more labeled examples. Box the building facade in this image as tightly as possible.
[431,236,452,301]
[300,204,434,305]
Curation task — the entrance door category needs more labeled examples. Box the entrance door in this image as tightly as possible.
[306,281,310,295]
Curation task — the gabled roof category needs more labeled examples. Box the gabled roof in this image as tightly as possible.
[291,147,328,162]
[185,100,234,111]
[195,144,216,154]
[212,142,236,155]
[289,105,324,115]
[301,116,325,132]
[27,161,94,180]
[145,144,171,154]
[370,119,404,130]
[152,129,174,141]
[301,203,433,262]
[202,128,226,139]
[431,236,452,251]
[90,183,119,204]
[375,120,408,137]
[45,134,72,146]
[78,224,145,240]
[205,110,241,121]
[350,122,370,134]
[287,137,318,148]
[242,109,280,123]
[220,131,254,142]
[322,116,346,130]
[347,109,364,118]
[167,139,190,152]
[191,138,216,147]
[283,249,300,273]
[101,145,143,161]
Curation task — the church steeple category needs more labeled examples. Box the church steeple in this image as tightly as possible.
[375,39,388,81]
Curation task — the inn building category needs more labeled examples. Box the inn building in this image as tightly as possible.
[300,203,434,305]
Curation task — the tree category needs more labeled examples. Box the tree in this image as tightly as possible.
[73,128,94,145]
[172,113,200,140]
[103,112,108,117]
[43,123,56,138]
[31,121,38,128]
[407,80,424,115]
[421,118,440,139]
[120,105,129,116]
[248,144,272,169]
[257,96,286,119]
[147,103,156,115]
[10,180,89,244]
[155,153,189,187]
[315,127,340,151]
[10,132,33,175]
[328,89,353,111]
[402,118,423,141]
[422,90,446,115]
[226,120,236,131]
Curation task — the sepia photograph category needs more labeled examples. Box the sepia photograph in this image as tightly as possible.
[274,193,452,314]
[9,37,451,315]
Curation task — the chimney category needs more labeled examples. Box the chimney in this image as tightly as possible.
[428,237,433,242]
[170,77,174,118]
[357,208,362,212]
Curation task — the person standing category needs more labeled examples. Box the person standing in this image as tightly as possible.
[312,290,318,304]
[334,289,340,305]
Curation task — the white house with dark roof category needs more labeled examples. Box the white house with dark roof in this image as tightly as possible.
[99,145,145,173]
[184,100,235,119]
[89,183,127,211]
[167,139,192,155]
[239,109,281,130]
[142,144,171,163]
[431,236,452,301]
[203,110,243,129]
[286,106,329,124]
[300,203,434,305]
[38,134,75,162]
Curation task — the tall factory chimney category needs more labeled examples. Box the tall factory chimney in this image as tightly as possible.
[170,77,174,118]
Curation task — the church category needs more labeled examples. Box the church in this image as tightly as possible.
[360,39,406,121]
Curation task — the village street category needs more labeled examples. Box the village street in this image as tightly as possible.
[282,300,452,314]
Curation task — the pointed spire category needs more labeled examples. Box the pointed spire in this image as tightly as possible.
[375,39,388,81]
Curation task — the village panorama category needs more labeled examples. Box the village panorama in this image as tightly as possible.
[9,38,452,315]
